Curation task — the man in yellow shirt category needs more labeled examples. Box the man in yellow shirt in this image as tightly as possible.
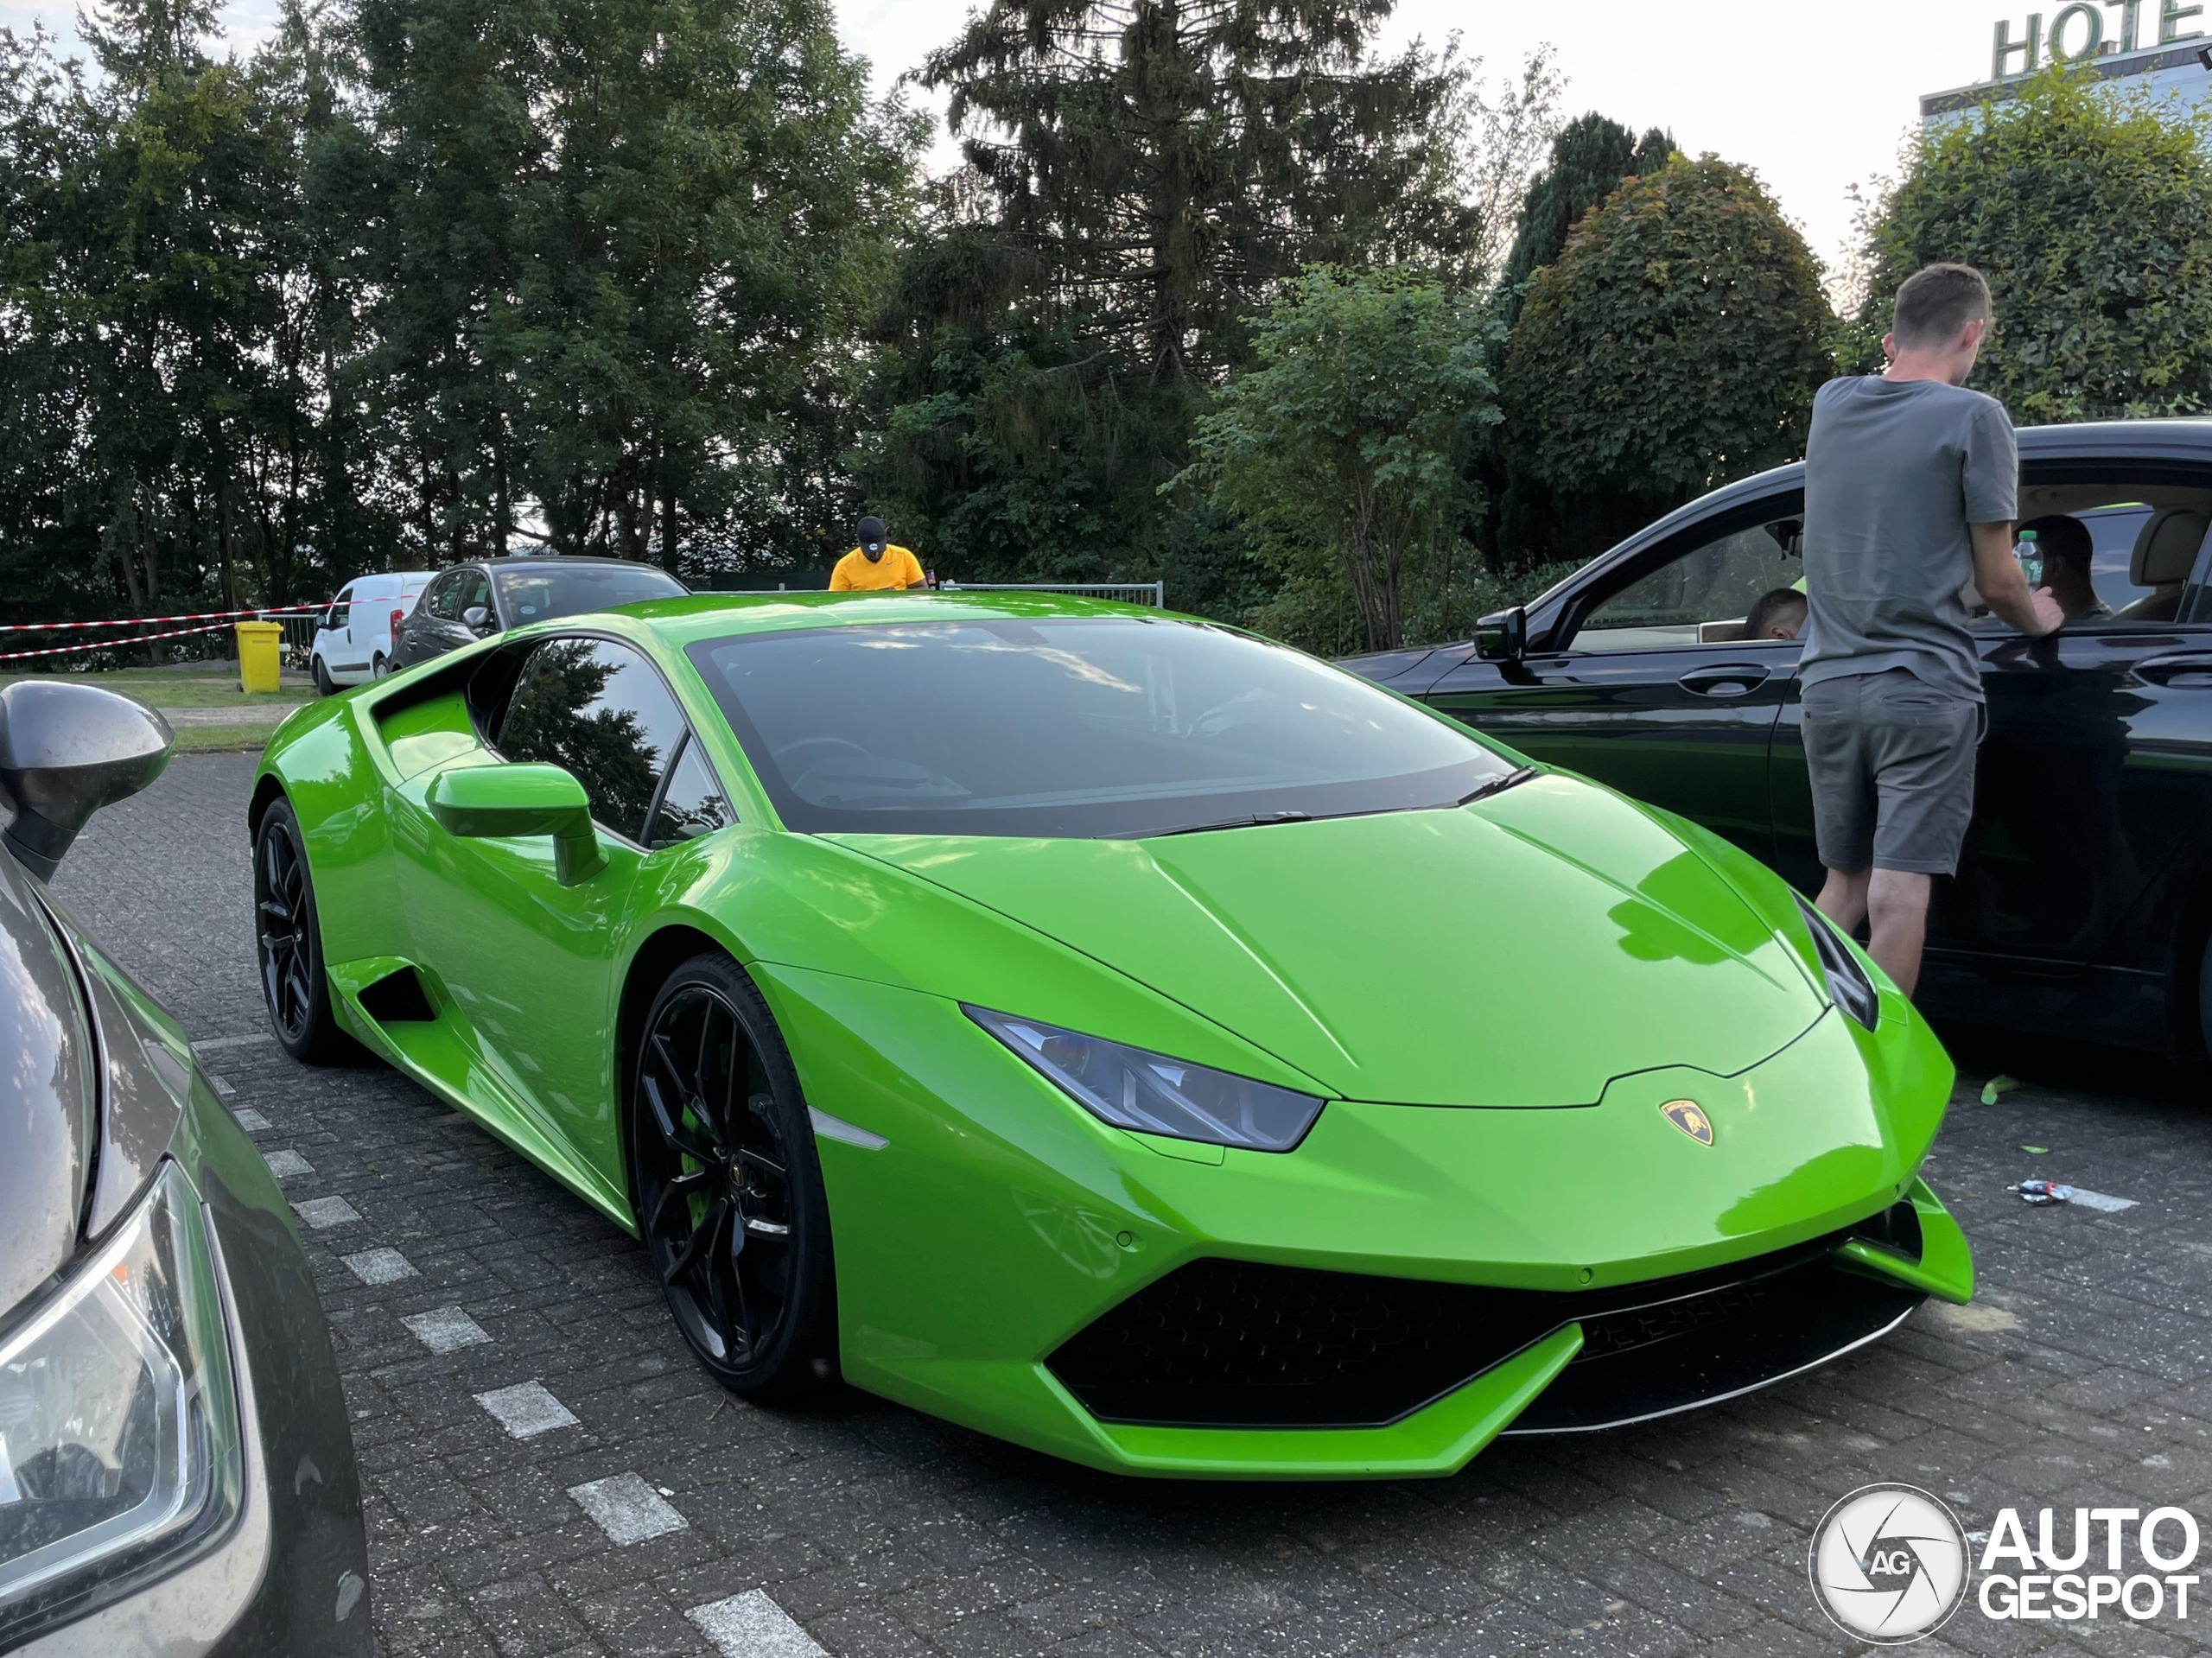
[830,517,926,592]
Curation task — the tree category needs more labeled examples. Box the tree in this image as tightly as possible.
[1857,67,2212,420]
[1485,111,1673,566]
[1494,112,1673,332]
[344,0,922,571]
[864,3,1542,608]
[1500,155,1831,567]
[1184,264,1498,651]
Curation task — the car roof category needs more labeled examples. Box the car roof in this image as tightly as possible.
[477,555,671,571]
[608,590,1181,650]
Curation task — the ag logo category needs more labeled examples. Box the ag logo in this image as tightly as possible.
[1809,1483,1970,1643]
[1660,1099,1713,1146]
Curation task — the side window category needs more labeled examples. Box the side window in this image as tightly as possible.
[1575,515,1806,653]
[421,573,460,621]
[328,584,353,631]
[498,638,688,842]
[455,567,493,625]
[647,734,734,850]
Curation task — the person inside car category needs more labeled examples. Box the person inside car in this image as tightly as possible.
[2018,513,2109,622]
[1745,588,1808,640]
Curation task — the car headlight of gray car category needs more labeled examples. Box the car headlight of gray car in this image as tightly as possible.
[0,1160,244,1646]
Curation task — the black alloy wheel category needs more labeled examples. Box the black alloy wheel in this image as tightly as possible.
[253,799,352,1063]
[631,954,836,1401]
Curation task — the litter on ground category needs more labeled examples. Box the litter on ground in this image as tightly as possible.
[2013,1179,2137,1212]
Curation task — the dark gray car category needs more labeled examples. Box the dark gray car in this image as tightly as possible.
[0,680,370,1655]
[391,555,687,670]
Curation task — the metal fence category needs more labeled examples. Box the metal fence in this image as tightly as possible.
[937,581,1166,607]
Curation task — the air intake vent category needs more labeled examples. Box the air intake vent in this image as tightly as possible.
[359,966,436,1024]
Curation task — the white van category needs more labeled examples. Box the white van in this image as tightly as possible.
[309,571,435,693]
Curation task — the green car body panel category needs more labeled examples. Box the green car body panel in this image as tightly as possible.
[253,592,1974,1479]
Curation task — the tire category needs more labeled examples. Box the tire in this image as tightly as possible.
[253,799,355,1064]
[2200,931,2212,1059]
[312,655,336,696]
[629,953,838,1402]
[372,651,390,680]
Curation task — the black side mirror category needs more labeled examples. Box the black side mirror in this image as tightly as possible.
[1474,606,1528,663]
[0,681,174,880]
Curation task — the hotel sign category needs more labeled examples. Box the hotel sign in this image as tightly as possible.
[1993,0,2205,77]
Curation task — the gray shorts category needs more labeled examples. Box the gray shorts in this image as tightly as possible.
[1800,668,1982,876]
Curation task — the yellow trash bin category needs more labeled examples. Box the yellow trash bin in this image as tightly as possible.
[235,620,284,695]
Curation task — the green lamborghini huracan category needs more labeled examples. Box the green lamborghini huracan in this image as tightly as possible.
[251,592,1972,1479]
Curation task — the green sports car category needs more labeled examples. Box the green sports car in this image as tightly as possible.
[250,592,1972,1479]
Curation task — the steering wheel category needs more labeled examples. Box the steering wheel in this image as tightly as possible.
[772,736,871,770]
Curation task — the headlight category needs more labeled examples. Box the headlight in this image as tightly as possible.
[0,1162,243,1647]
[1796,898,1879,1031]
[967,1006,1325,1152]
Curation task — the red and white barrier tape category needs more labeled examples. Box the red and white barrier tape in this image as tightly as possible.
[0,603,324,635]
[0,620,246,664]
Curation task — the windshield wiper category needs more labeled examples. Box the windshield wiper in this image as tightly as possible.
[1457,765,1537,807]
[1145,810,1313,839]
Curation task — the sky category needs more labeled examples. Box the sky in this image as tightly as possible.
[4,0,2057,276]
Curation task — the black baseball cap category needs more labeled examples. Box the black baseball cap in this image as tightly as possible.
[857,516,887,554]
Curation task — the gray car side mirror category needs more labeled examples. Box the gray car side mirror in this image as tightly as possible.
[462,606,492,632]
[0,681,174,880]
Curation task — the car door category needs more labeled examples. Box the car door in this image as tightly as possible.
[401,567,487,664]
[1771,481,2212,977]
[321,583,357,674]
[1424,493,1808,860]
[396,633,730,1178]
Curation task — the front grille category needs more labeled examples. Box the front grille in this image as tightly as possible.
[1048,1221,1923,1431]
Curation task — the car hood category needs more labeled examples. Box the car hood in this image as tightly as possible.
[827,772,1827,1107]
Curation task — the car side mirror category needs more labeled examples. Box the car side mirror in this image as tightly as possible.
[462,606,492,632]
[0,681,174,880]
[1474,606,1528,663]
[426,763,607,886]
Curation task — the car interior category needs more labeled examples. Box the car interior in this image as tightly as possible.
[1569,480,2212,653]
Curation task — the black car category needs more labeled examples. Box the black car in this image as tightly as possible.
[391,555,688,670]
[1344,418,2212,1058]
[0,681,369,1654]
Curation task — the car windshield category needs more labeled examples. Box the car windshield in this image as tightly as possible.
[686,616,1512,838]
[495,564,686,626]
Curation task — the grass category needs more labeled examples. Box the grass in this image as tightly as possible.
[0,664,312,708]
[172,724,276,754]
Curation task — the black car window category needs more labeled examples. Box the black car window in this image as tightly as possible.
[421,572,462,621]
[327,585,353,631]
[647,733,734,849]
[686,616,1513,839]
[494,564,686,627]
[498,638,689,842]
[455,567,493,623]
[1576,513,1806,652]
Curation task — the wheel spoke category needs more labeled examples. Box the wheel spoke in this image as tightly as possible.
[662,1193,730,1287]
[641,1070,718,1166]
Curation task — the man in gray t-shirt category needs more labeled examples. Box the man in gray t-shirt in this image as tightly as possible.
[1799,263,2060,997]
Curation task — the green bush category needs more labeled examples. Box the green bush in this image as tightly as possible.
[1501,156,1832,566]
[1859,67,2212,420]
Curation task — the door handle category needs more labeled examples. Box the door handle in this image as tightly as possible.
[1677,664,1772,697]
[2135,654,2212,687]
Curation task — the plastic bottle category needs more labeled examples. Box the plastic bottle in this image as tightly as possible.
[2014,528,2042,588]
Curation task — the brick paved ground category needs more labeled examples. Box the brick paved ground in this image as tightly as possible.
[52,752,2212,1658]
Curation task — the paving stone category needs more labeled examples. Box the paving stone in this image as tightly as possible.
[343,1246,418,1285]
[568,1472,689,1545]
[265,1147,314,1178]
[231,1106,270,1131]
[294,1194,363,1229]
[475,1381,581,1439]
[404,1305,493,1354]
[688,1590,827,1657]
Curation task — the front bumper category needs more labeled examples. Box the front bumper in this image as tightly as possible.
[763,963,1967,1479]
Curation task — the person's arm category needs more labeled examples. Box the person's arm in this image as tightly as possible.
[898,549,925,590]
[829,556,853,592]
[1970,523,2063,636]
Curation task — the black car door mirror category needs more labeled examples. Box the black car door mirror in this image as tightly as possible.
[1474,607,1528,663]
[0,681,174,879]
